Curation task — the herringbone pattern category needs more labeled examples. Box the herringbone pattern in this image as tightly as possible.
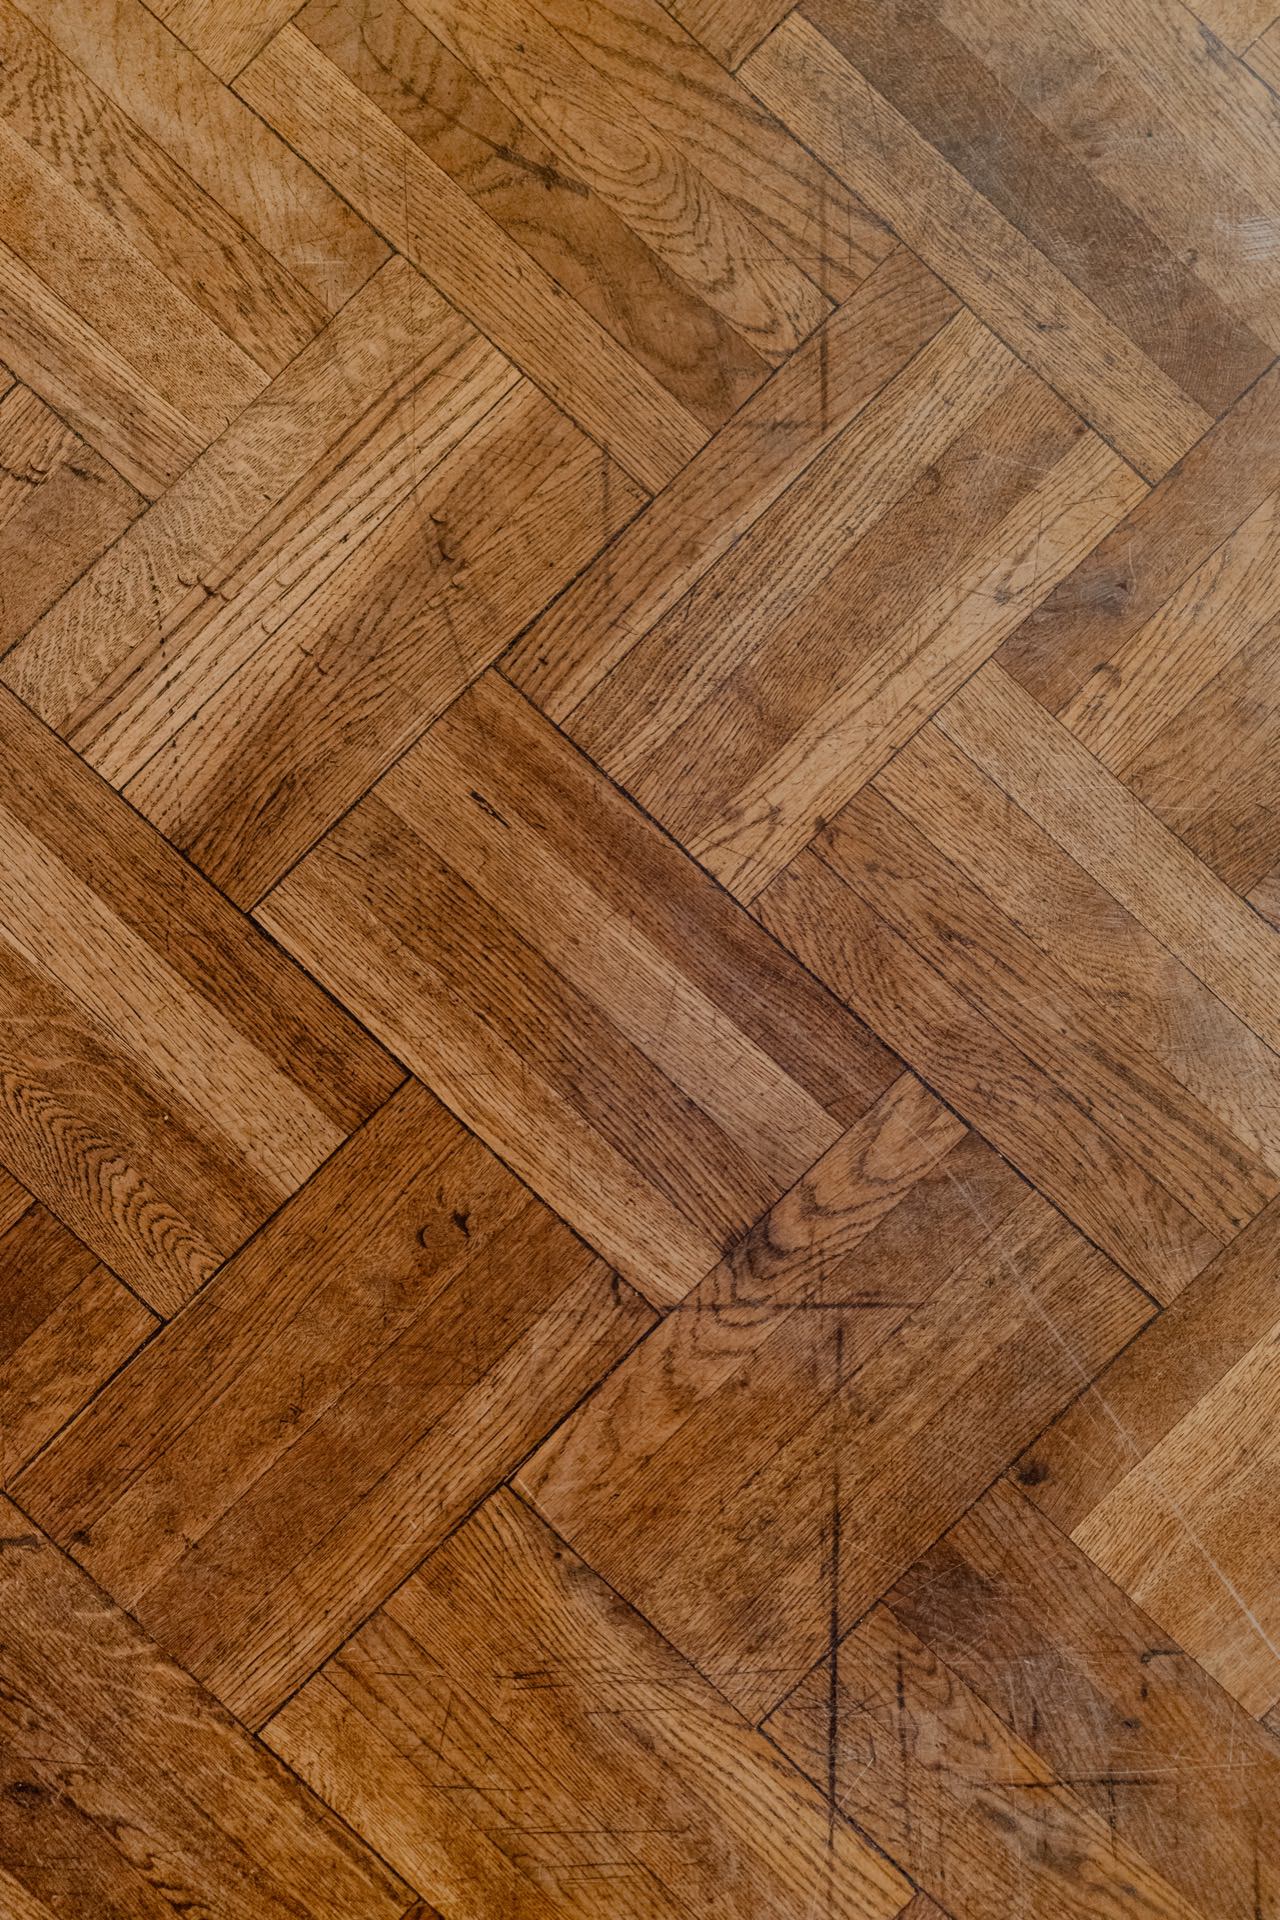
[1,1,1279,1913]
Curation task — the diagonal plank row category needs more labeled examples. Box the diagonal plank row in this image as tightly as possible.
[2,0,1280,1914]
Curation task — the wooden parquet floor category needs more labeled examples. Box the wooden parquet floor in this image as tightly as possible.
[4,1,1280,1914]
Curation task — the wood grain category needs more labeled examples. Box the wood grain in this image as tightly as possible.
[17,1078,650,1725]
[0,381,140,647]
[0,684,399,1310]
[522,1072,1151,1719]
[558,310,1142,899]
[237,24,708,491]
[259,671,896,1302]
[265,1487,912,1920]
[1,0,1279,1909]
[0,1506,412,1917]
[0,1196,155,1483]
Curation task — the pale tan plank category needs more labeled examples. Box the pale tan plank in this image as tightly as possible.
[238,24,708,491]
[402,0,829,361]
[743,12,1211,477]
[0,0,324,371]
[159,0,302,78]
[937,661,1280,1055]
[12,0,386,309]
[507,247,957,721]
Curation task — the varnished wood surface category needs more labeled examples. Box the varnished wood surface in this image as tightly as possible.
[1,1,1279,1914]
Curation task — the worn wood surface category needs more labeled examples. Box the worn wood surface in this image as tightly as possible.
[1,0,1278,1912]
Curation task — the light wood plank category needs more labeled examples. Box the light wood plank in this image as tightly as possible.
[259,671,896,1303]
[664,0,792,67]
[0,685,399,1311]
[400,0,831,362]
[4,257,460,741]
[123,382,642,905]
[237,24,709,490]
[266,1488,913,1920]
[12,0,386,309]
[507,245,958,720]
[767,1585,1220,1918]
[887,1479,1280,1920]
[937,662,1280,1055]
[524,0,889,293]
[296,0,771,430]
[743,11,1213,477]
[756,849,1222,1294]
[0,0,325,370]
[158,0,303,78]
[19,1080,651,1725]
[0,383,140,648]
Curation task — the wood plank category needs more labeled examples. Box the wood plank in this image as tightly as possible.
[0,1202,155,1482]
[0,237,224,497]
[11,0,386,310]
[998,358,1280,714]
[0,1502,411,1917]
[1200,0,1279,50]
[157,0,303,78]
[1250,860,1280,930]
[928,0,1280,344]
[886,1478,1280,1920]
[258,671,896,1303]
[522,1075,1151,1720]
[804,0,1273,410]
[507,245,959,721]
[0,119,273,457]
[875,722,1280,1176]
[765,1578,1221,1918]
[295,0,771,431]
[94,304,518,791]
[237,24,710,491]
[122,380,643,905]
[1011,1192,1280,1716]
[0,683,400,1312]
[519,0,889,295]
[565,317,1143,899]
[1120,608,1280,893]
[664,0,793,67]
[835,769,1280,1233]
[396,0,831,363]
[1250,16,1280,89]
[3,257,465,744]
[17,1079,653,1725]
[742,11,1214,477]
[0,382,140,649]
[935,661,1280,1054]
[0,1164,30,1238]
[1055,488,1280,771]
[1026,481,1280,896]
[0,0,325,371]
[755,849,1223,1295]
[264,1488,913,1920]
